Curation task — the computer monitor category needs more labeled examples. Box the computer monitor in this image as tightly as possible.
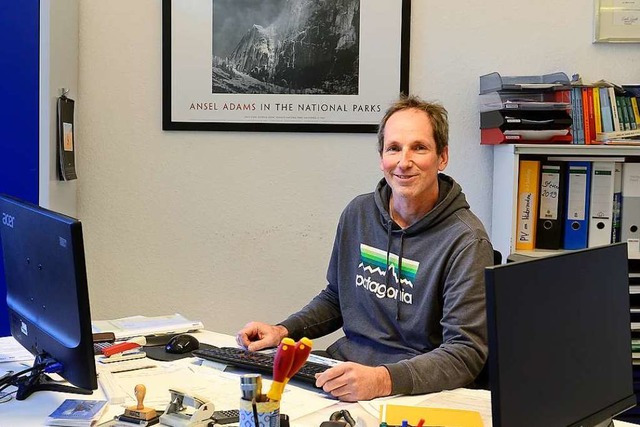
[0,194,97,400]
[485,243,636,427]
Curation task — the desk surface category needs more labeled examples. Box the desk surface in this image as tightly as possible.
[0,331,637,427]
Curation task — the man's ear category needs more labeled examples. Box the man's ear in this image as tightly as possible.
[438,146,449,171]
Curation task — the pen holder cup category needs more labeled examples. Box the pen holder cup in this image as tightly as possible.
[239,398,280,427]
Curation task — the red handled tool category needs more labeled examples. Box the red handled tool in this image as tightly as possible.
[266,337,296,401]
[283,337,313,386]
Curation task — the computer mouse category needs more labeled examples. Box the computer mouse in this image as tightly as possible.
[165,334,200,354]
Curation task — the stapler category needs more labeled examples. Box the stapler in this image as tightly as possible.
[159,388,214,427]
[98,338,146,363]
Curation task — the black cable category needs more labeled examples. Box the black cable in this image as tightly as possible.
[0,388,16,404]
[0,364,46,388]
[329,409,355,427]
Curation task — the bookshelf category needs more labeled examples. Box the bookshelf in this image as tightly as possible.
[491,143,640,259]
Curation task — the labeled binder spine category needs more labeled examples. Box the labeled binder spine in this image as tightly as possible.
[516,160,541,251]
[563,161,592,250]
[536,161,566,250]
[588,162,615,247]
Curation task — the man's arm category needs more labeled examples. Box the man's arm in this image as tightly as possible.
[278,285,343,341]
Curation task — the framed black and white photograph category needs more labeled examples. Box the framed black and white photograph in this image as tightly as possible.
[162,0,411,132]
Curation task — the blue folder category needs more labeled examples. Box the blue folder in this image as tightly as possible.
[563,161,591,250]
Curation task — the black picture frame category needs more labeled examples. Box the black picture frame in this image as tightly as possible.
[162,0,411,133]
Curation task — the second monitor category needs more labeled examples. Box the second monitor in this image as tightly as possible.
[485,243,635,427]
[0,195,97,400]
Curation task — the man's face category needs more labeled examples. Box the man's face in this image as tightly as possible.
[379,108,449,202]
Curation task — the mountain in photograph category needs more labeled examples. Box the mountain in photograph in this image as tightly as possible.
[213,0,360,95]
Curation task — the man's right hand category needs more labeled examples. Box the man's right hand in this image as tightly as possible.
[236,322,289,352]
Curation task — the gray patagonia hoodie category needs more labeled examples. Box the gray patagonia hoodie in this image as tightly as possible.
[280,173,494,395]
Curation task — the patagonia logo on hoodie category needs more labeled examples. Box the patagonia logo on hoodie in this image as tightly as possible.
[356,244,418,304]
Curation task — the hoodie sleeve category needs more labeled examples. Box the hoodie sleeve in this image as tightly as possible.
[278,285,343,341]
[384,237,493,395]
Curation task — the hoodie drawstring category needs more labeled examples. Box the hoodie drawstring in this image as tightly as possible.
[395,231,406,321]
[384,220,393,291]
[385,219,407,321]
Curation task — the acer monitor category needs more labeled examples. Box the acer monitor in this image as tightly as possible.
[485,242,635,427]
[0,194,97,400]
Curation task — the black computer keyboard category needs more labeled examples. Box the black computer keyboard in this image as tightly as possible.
[192,347,329,384]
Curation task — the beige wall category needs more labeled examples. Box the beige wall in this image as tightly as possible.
[40,0,79,216]
[77,1,639,345]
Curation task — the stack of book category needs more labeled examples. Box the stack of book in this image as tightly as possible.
[45,399,108,427]
[479,72,573,145]
[569,79,640,144]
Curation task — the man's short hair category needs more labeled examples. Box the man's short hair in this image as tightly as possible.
[377,95,449,155]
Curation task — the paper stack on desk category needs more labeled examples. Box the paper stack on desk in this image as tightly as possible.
[45,399,108,426]
[91,313,204,340]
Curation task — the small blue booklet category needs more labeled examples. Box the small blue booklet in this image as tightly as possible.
[46,399,108,426]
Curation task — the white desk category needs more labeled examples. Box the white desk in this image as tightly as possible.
[0,331,637,427]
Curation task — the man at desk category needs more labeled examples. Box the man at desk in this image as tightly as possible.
[237,95,494,401]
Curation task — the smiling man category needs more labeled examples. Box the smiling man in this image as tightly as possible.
[237,95,494,401]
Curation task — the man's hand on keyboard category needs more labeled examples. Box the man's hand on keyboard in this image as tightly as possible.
[315,362,392,402]
[236,321,289,352]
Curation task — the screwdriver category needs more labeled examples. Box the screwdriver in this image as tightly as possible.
[283,337,313,387]
[266,337,296,401]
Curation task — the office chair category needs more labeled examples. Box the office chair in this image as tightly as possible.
[473,249,502,390]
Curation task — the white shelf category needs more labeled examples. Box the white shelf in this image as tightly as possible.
[491,144,640,261]
[511,249,640,260]
[509,143,640,157]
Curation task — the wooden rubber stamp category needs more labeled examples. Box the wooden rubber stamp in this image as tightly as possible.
[124,384,157,420]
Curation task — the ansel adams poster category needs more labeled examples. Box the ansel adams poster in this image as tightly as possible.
[163,0,410,132]
[213,0,359,95]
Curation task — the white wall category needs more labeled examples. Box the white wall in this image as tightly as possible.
[39,0,79,216]
[77,1,639,345]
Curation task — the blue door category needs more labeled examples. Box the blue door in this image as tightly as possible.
[0,0,40,336]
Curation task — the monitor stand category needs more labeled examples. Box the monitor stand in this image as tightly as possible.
[13,354,93,401]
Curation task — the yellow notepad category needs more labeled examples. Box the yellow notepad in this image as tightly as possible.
[379,404,483,427]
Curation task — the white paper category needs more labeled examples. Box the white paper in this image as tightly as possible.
[91,313,204,340]
[101,360,337,420]
[614,0,640,26]
[0,336,35,363]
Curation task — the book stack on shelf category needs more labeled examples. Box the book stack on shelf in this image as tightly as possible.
[569,78,640,145]
[479,72,573,145]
